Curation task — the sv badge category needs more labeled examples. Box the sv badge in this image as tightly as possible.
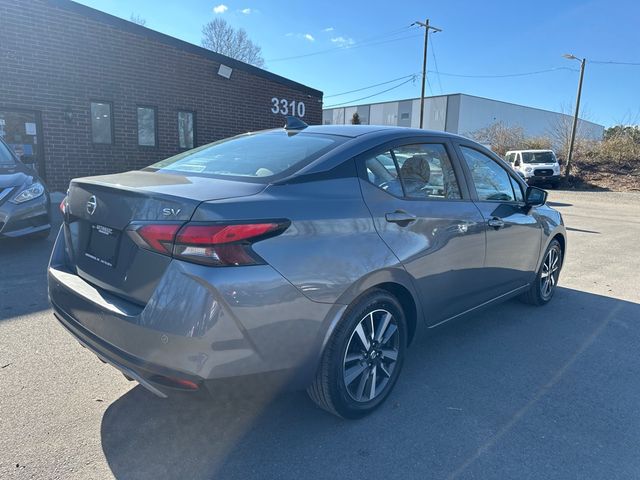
[162,208,182,217]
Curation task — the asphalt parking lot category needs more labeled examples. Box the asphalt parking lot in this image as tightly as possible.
[1,190,639,480]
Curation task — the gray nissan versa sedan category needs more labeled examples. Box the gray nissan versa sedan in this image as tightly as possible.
[48,118,565,418]
[0,138,51,239]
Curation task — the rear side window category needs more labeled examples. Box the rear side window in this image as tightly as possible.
[148,131,343,180]
[365,153,403,197]
[364,144,462,200]
[460,146,516,202]
[393,144,461,199]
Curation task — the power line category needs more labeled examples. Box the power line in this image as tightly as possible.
[435,66,578,78]
[591,60,640,66]
[267,33,421,63]
[426,74,434,96]
[324,76,416,108]
[323,66,584,108]
[429,34,443,94]
[267,27,420,63]
[324,74,419,98]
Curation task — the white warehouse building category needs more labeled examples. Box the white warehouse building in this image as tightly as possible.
[323,93,604,140]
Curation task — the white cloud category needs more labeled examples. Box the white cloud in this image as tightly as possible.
[241,8,252,14]
[331,36,355,47]
[213,4,228,14]
[323,26,334,32]
[286,32,315,41]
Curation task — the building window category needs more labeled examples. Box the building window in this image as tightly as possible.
[178,111,194,149]
[90,102,113,144]
[137,107,157,147]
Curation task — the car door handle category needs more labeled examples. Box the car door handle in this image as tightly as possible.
[385,210,417,225]
[487,217,505,229]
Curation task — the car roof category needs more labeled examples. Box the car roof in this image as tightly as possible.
[301,124,464,139]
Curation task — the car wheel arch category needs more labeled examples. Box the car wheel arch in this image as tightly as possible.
[332,269,421,346]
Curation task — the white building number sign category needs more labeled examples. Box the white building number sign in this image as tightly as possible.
[271,97,305,118]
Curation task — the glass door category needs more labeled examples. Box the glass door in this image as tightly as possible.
[0,109,45,178]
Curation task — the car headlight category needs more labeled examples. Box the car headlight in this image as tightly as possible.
[10,182,45,204]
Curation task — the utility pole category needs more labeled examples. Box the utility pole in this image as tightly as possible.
[413,19,441,129]
[563,54,586,178]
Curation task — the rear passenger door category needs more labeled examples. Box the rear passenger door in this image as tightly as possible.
[455,143,542,298]
[358,138,487,325]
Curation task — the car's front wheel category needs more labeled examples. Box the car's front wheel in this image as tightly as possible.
[307,289,407,419]
[521,239,563,305]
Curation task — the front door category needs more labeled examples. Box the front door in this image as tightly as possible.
[0,109,44,179]
[455,143,542,298]
[359,139,487,325]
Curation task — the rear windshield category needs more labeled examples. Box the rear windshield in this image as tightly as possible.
[0,141,17,167]
[522,151,556,164]
[146,131,343,180]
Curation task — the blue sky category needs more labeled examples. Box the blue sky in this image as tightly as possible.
[76,0,640,127]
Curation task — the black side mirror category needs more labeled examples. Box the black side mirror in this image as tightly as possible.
[525,186,547,206]
[20,154,34,165]
[514,160,521,167]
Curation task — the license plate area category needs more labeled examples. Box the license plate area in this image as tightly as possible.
[85,224,121,268]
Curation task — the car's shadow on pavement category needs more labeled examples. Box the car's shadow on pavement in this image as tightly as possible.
[100,287,640,480]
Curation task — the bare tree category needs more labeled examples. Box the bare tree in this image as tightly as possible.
[547,105,593,162]
[468,122,525,156]
[129,13,146,26]
[201,18,265,68]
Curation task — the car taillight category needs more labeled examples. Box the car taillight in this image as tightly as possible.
[128,221,288,266]
[174,222,287,266]
[135,224,182,255]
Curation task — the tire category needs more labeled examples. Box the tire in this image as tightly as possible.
[550,181,560,190]
[307,289,407,419]
[521,239,563,305]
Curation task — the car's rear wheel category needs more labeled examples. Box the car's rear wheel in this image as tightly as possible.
[307,289,407,419]
[521,239,563,305]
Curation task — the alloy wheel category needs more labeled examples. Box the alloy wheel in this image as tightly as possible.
[342,309,400,402]
[540,246,561,299]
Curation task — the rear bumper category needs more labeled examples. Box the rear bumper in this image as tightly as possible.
[48,227,340,397]
[0,193,50,237]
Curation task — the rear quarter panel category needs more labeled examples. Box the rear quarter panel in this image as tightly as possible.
[191,175,407,306]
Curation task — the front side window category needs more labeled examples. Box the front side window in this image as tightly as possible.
[148,131,343,180]
[90,102,112,144]
[178,111,194,149]
[137,107,156,147]
[393,144,461,199]
[460,146,516,202]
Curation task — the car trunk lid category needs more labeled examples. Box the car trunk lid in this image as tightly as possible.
[64,170,265,304]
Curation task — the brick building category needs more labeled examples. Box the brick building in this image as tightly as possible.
[0,0,322,191]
